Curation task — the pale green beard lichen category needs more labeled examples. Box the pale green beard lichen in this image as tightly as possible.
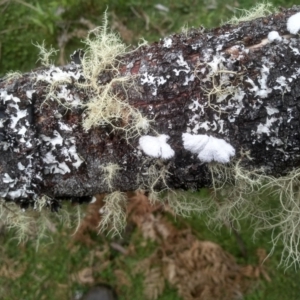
[3,71,22,82]
[34,41,59,67]
[225,2,277,25]
[165,190,211,217]
[98,191,127,237]
[101,163,122,191]
[208,160,300,268]
[0,197,81,248]
[76,11,150,139]
[138,160,171,204]
[36,11,150,140]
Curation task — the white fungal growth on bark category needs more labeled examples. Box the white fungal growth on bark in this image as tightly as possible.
[287,12,300,34]
[182,133,235,163]
[139,134,175,160]
[268,31,282,42]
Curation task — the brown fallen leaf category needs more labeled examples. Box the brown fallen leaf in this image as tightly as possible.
[114,269,132,288]
[71,267,94,284]
[0,259,26,280]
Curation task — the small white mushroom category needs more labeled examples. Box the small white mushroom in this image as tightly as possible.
[287,12,300,34]
[139,134,175,160]
[182,133,235,163]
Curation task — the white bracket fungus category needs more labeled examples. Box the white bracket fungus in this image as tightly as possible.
[287,12,300,34]
[139,134,175,160]
[182,133,235,163]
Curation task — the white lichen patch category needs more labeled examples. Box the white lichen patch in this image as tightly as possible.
[3,173,15,184]
[26,90,36,100]
[0,88,45,200]
[173,53,191,75]
[10,107,28,130]
[139,134,175,160]
[246,65,271,99]
[163,37,172,48]
[40,131,83,175]
[140,73,167,96]
[274,76,291,93]
[182,133,235,163]
[254,117,279,137]
[37,66,81,84]
[287,108,294,123]
[183,74,195,86]
[287,12,300,34]
[58,121,73,132]
[265,105,279,116]
[268,31,282,42]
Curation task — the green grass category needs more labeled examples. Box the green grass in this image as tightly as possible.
[0,0,296,76]
[0,0,299,299]
[0,195,299,300]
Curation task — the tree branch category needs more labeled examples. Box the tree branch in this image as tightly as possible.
[0,6,300,206]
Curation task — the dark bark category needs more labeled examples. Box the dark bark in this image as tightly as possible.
[1,6,300,206]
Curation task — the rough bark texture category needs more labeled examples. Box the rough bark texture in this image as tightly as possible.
[1,6,300,206]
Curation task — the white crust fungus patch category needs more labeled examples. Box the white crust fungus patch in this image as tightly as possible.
[139,134,175,160]
[287,12,300,34]
[182,133,235,163]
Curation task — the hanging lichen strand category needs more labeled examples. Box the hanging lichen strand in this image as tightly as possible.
[1,5,300,265]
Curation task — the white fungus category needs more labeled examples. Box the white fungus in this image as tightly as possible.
[182,133,235,163]
[267,31,282,42]
[139,134,175,160]
[287,12,300,34]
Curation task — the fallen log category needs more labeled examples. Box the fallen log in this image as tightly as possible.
[1,4,300,264]
[1,6,300,203]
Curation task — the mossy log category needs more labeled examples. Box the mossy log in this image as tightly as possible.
[0,6,300,207]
